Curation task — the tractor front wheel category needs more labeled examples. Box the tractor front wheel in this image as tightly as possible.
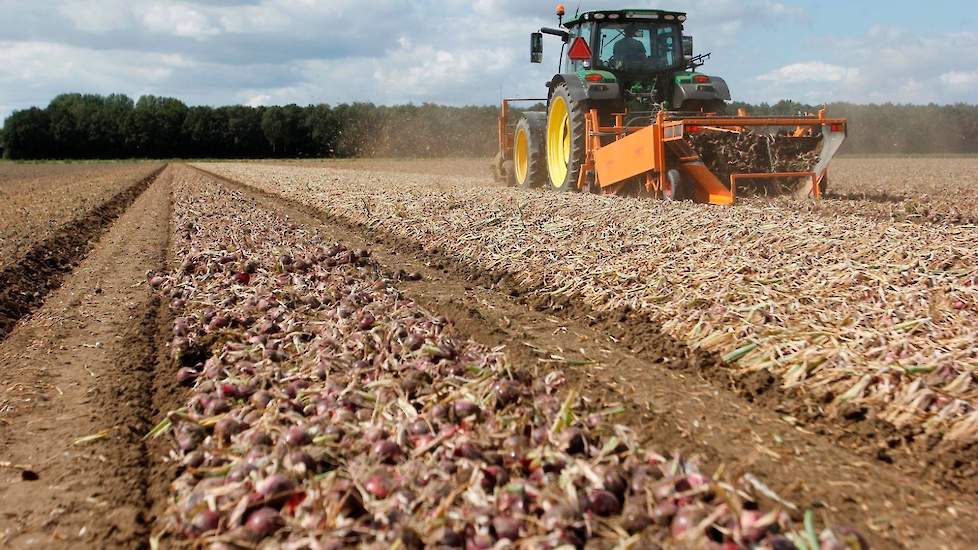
[546,83,587,192]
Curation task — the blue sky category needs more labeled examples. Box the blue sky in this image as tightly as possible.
[1,0,976,121]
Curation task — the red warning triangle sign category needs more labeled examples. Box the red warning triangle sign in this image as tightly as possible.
[568,37,592,60]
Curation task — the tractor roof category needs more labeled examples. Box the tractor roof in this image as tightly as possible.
[563,9,687,27]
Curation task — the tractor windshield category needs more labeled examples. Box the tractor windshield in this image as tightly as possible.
[595,22,682,73]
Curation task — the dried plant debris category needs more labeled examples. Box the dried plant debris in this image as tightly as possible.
[687,131,820,196]
[152,168,863,548]
[199,162,978,449]
[796,158,978,226]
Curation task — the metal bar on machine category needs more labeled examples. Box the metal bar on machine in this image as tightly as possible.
[665,117,847,127]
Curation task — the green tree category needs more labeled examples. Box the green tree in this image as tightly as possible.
[2,107,53,159]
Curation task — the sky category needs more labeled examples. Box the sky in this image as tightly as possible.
[1,0,977,120]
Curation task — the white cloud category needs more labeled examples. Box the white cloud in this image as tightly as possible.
[245,94,273,107]
[0,41,180,96]
[142,4,221,39]
[746,26,978,104]
[758,62,860,83]
[940,70,978,87]
[58,0,134,33]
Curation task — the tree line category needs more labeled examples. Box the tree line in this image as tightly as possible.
[2,93,977,159]
[0,93,498,160]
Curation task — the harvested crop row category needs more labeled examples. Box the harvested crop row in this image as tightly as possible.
[198,162,978,449]
[151,166,862,548]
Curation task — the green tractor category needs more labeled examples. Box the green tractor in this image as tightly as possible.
[494,5,846,202]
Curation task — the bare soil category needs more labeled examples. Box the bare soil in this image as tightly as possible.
[0,164,165,337]
[0,163,164,265]
[0,166,172,548]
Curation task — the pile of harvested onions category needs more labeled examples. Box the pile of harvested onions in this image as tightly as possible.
[150,167,864,548]
[199,162,978,447]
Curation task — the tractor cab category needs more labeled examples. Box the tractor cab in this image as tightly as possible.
[533,8,729,112]
[565,11,684,75]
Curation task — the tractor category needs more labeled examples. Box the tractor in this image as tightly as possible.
[492,5,847,203]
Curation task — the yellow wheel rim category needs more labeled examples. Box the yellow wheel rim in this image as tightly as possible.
[547,96,570,187]
[514,126,529,185]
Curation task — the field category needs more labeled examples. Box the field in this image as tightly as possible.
[0,158,976,549]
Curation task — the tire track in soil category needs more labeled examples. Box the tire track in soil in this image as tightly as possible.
[0,164,166,339]
[0,166,173,548]
[193,164,978,549]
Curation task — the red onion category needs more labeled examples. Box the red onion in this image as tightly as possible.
[285,425,310,446]
[492,516,521,541]
[189,509,220,535]
[257,474,294,498]
[182,450,205,468]
[371,439,401,463]
[358,313,376,330]
[404,333,424,351]
[213,417,244,444]
[651,500,677,525]
[175,424,204,452]
[250,390,273,409]
[205,398,230,416]
[245,507,283,537]
[453,399,480,419]
[622,498,651,532]
[407,420,430,436]
[600,465,628,499]
[365,471,396,499]
[176,367,198,386]
[456,441,484,461]
[588,490,621,517]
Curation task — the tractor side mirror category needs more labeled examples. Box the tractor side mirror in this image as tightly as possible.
[682,36,694,57]
[531,32,544,63]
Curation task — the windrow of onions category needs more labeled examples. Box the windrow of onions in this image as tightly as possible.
[198,162,978,447]
[150,167,864,548]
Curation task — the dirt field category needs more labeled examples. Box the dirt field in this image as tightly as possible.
[0,158,976,548]
[0,163,164,337]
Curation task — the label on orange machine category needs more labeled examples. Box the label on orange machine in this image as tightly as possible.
[594,126,659,187]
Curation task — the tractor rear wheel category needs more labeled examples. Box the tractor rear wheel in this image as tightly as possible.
[546,83,587,192]
[513,113,547,189]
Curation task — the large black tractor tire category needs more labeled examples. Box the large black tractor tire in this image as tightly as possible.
[546,83,588,192]
[512,113,548,189]
[491,152,506,184]
[663,169,689,201]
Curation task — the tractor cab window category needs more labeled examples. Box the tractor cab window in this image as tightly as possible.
[565,22,592,71]
[596,22,681,73]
